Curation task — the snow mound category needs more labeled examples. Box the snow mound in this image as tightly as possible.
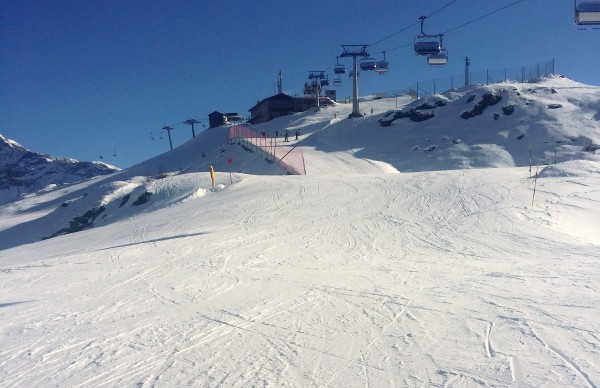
[538,160,600,178]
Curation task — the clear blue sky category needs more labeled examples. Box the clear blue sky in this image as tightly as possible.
[2,0,599,168]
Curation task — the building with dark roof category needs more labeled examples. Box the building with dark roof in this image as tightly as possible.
[208,111,245,128]
[248,93,334,124]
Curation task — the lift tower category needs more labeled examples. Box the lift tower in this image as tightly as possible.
[276,70,283,94]
[340,45,369,118]
[464,56,471,87]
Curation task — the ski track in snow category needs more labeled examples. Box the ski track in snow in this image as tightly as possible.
[2,160,600,386]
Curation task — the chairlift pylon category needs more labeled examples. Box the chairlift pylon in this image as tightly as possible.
[575,0,600,25]
[414,15,442,56]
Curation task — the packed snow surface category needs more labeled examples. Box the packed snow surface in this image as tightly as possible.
[1,76,600,387]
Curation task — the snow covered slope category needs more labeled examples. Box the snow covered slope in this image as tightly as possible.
[1,76,600,387]
[1,161,600,387]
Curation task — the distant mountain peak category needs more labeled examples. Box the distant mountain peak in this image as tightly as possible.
[0,134,120,205]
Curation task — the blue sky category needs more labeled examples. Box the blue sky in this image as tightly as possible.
[2,0,599,168]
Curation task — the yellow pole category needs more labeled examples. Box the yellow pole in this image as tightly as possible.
[209,165,215,189]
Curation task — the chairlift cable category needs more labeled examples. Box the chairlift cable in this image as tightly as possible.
[385,0,528,53]
[370,0,458,47]
[441,0,527,35]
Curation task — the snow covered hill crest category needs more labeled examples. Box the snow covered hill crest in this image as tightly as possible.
[0,75,599,249]
[0,134,120,205]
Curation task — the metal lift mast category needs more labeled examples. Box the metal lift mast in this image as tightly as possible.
[340,45,369,118]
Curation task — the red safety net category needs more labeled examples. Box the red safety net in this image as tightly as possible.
[229,125,306,175]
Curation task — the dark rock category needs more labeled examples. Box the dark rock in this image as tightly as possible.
[461,92,503,120]
[132,191,153,206]
[502,105,516,115]
[119,194,130,208]
[45,206,106,239]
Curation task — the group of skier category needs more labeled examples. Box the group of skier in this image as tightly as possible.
[274,129,299,142]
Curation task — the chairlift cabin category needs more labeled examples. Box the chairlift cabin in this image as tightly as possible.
[415,36,441,56]
[375,61,389,73]
[575,1,600,25]
[374,51,389,74]
[360,57,377,71]
[334,56,346,74]
[414,16,441,56]
[427,49,448,66]
[334,64,346,74]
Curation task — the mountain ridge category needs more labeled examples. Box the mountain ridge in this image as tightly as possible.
[0,134,120,205]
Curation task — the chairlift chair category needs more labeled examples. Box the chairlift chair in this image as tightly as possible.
[303,83,312,95]
[333,78,342,87]
[415,39,441,55]
[427,49,449,66]
[575,1,600,25]
[360,57,377,71]
[426,36,448,66]
[334,56,346,74]
[414,16,441,56]
[334,64,346,74]
[320,77,330,87]
[375,51,389,74]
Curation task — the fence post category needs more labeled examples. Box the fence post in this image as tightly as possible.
[529,144,532,178]
[521,66,524,83]
[532,163,539,207]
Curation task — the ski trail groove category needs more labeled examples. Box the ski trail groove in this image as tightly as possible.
[320,263,431,388]
[525,319,596,388]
